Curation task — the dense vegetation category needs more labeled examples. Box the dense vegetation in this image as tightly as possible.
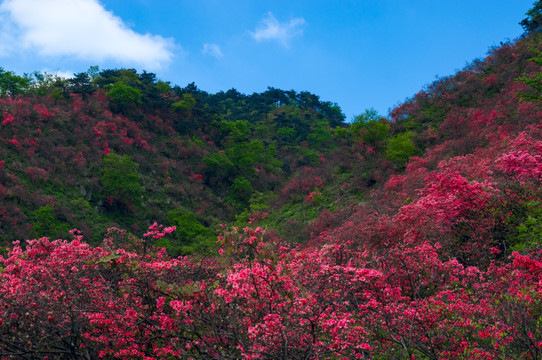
[0,66,345,254]
[1,3,542,359]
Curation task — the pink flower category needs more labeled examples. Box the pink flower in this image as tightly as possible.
[2,112,14,125]
[490,247,501,255]
[9,139,20,147]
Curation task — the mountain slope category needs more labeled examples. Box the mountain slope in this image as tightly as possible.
[0,74,345,253]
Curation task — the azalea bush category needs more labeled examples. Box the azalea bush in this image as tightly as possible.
[1,216,542,359]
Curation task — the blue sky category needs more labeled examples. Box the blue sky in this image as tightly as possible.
[0,0,534,120]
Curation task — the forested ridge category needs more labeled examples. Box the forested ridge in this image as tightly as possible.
[1,3,542,359]
[0,64,349,254]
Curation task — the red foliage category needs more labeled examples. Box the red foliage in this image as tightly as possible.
[24,167,48,182]
[1,222,542,359]
[8,138,21,149]
[497,132,542,182]
[2,112,14,125]
[34,104,52,120]
[281,167,326,200]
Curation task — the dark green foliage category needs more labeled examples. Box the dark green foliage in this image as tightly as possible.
[277,127,296,142]
[516,45,542,102]
[341,109,391,151]
[521,1,542,34]
[69,72,95,96]
[307,120,333,148]
[215,119,251,143]
[517,72,542,102]
[100,153,143,212]
[297,147,320,166]
[203,151,235,186]
[318,101,345,127]
[96,68,140,88]
[227,139,267,173]
[0,67,32,96]
[230,177,253,206]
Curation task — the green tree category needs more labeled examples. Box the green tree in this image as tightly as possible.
[159,209,215,255]
[0,67,32,96]
[106,82,142,113]
[27,71,69,98]
[230,177,253,204]
[213,119,252,144]
[96,68,140,88]
[508,201,542,250]
[277,127,296,143]
[520,1,542,34]
[362,121,390,148]
[100,152,143,212]
[155,80,171,94]
[226,120,251,143]
[350,108,390,148]
[516,48,542,102]
[307,120,333,148]
[30,205,70,239]
[172,93,196,113]
[353,108,380,123]
[203,151,235,186]
[384,131,419,167]
[69,72,95,96]
[319,101,345,127]
[297,147,320,166]
[227,139,272,175]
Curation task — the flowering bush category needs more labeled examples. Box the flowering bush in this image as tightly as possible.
[1,219,542,359]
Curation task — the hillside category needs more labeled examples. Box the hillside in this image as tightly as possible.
[0,70,345,254]
[1,6,542,359]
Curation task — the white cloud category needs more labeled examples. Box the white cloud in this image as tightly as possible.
[0,0,175,69]
[250,12,305,47]
[0,10,16,56]
[50,70,74,79]
[202,43,223,58]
